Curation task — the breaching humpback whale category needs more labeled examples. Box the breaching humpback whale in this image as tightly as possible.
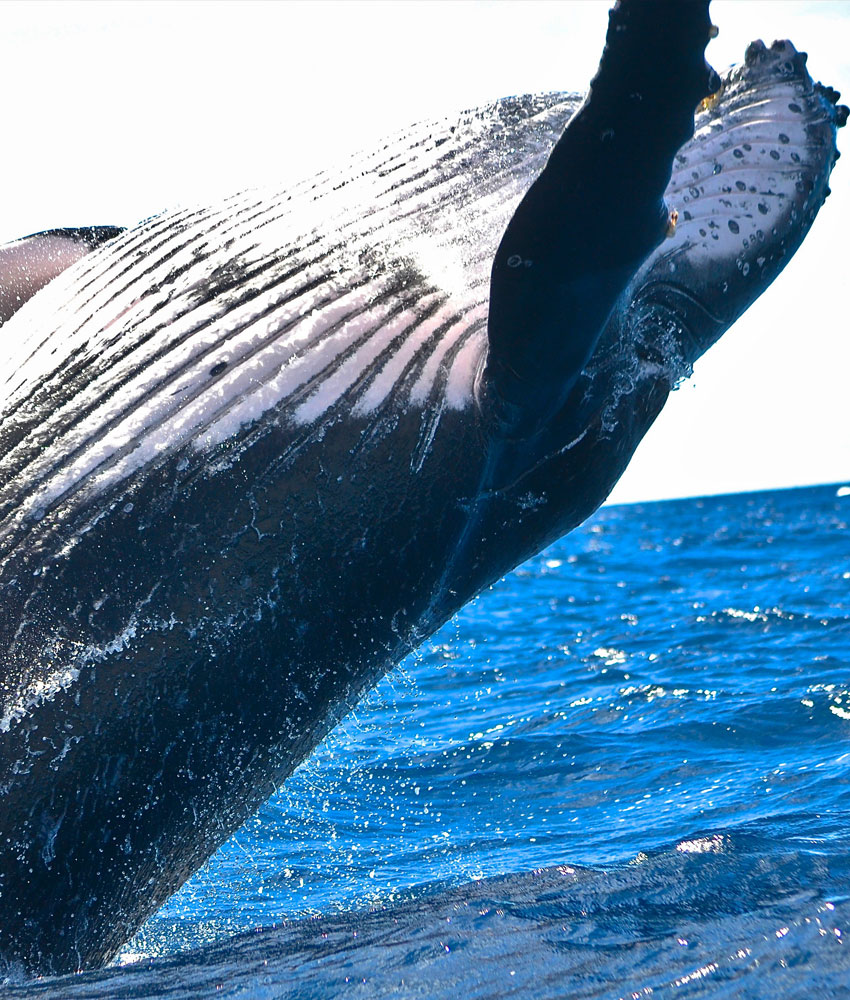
[0,0,844,976]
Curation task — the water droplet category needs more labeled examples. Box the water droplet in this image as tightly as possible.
[728,219,740,234]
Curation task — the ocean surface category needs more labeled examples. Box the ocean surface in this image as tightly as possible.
[7,481,850,999]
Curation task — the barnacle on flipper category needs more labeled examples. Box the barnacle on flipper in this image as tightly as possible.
[698,82,723,113]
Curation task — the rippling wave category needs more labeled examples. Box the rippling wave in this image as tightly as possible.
[9,482,850,998]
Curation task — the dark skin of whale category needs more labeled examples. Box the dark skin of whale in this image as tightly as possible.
[0,0,843,976]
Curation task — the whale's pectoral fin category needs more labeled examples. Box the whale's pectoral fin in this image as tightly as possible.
[484,0,718,436]
[0,226,124,326]
[616,39,847,381]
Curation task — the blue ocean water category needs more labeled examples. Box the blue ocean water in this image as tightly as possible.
[9,482,850,998]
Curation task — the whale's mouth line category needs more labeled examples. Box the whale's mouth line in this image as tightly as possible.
[622,279,723,381]
[633,280,726,330]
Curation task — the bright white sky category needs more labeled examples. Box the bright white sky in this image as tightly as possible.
[1,1,848,503]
